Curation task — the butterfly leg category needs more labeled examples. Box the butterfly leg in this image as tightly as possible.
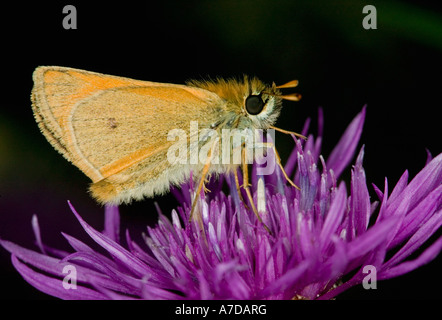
[261,142,300,190]
[233,167,248,208]
[269,125,308,140]
[189,139,219,222]
[241,146,271,234]
[189,158,211,222]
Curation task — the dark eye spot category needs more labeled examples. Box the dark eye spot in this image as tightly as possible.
[108,118,118,129]
[245,95,265,115]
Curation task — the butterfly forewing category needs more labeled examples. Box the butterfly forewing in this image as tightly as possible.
[32,67,223,203]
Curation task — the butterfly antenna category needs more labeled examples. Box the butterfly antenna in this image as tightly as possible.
[263,79,301,101]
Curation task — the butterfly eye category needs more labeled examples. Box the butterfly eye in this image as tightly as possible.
[245,95,265,115]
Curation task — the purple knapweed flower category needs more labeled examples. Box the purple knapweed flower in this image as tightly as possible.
[1,106,441,299]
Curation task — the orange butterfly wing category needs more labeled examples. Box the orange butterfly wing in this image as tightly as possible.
[32,66,223,185]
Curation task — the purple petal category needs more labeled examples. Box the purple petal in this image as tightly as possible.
[1,239,73,278]
[103,205,120,244]
[31,215,46,255]
[141,282,185,300]
[317,277,358,300]
[349,146,371,238]
[319,238,348,282]
[425,148,433,165]
[62,232,121,270]
[261,260,310,297]
[379,235,442,280]
[388,170,409,205]
[389,153,442,214]
[382,208,442,270]
[1,239,141,295]
[144,236,176,277]
[346,216,398,262]
[61,251,144,293]
[68,201,151,278]
[388,185,442,249]
[90,283,138,300]
[285,116,311,177]
[320,182,347,250]
[62,232,98,254]
[326,105,366,181]
[373,178,389,224]
[11,255,106,300]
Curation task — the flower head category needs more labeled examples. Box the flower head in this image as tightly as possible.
[1,106,441,299]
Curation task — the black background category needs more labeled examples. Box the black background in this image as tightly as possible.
[0,1,440,300]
